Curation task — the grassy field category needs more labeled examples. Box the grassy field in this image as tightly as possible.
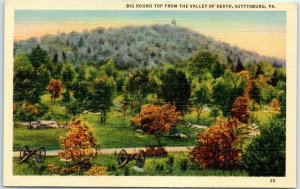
[80,112,198,148]
[251,110,276,125]
[13,125,67,151]
[183,109,213,125]
[40,94,68,124]
[14,94,200,150]
[13,111,198,150]
[13,94,274,151]
[13,152,248,176]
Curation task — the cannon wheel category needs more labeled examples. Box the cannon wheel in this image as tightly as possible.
[136,150,145,168]
[117,149,128,166]
[35,147,46,163]
[20,145,30,161]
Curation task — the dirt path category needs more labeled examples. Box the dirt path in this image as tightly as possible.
[13,146,193,157]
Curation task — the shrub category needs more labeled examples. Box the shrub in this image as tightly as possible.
[124,166,129,176]
[155,163,165,172]
[180,159,188,171]
[145,146,168,157]
[47,164,58,174]
[270,98,280,112]
[28,162,47,175]
[86,165,107,176]
[59,167,69,175]
[166,156,174,173]
[70,165,80,174]
[167,156,174,168]
[241,117,285,176]
[190,118,245,169]
[62,89,71,103]
[59,119,97,166]
[107,164,116,172]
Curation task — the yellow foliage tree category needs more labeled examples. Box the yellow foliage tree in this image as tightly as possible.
[59,119,97,165]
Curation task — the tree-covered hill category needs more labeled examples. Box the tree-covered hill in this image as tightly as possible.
[14,24,285,69]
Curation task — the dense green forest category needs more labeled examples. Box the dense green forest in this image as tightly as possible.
[13,24,286,176]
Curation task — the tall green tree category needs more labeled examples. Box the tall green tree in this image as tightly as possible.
[29,45,49,69]
[270,70,279,87]
[255,64,263,78]
[255,61,275,78]
[87,76,116,125]
[126,69,154,113]
[189,51,224,78]
[75,63,87,82]
[51,53,63,79]
[191,82,211,124]
[73,80,90,103]
[61,63,76,103]
[27,46,52,102]
[36,64,51,91]
[66,99,82,117]
[61,63,75,90]
[159,68,191,112]
[235,57,244,72]
[212,70,245,116]
[62,51,67,62]
[77,35,85,47]
[53,53,58,63]
[100,59,117,79]
[13,54,41,103]
[14,53,49,104]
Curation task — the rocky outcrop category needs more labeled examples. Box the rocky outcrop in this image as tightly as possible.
[18,120,67,129]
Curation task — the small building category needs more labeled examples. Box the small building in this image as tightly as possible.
[172,18,176,26]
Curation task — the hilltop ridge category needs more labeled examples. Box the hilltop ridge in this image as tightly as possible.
[14,24,285,68]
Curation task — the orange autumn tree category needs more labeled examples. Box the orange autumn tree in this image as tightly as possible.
[231,96,249,124]
[132,104,179,146]
[59,119,97,165]
[190,118,244,169]
[47,79,63,103]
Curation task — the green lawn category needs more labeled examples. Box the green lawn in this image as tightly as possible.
[183,109,212,126]
[13,125,67,151]
[252,110,276,125]
[14,94,274,151]
[13,152,248,176]
[40,94,68,124]
[13,107,199,151]
[80,112,198,149]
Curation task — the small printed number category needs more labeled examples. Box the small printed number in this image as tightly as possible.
[270,179,275,183]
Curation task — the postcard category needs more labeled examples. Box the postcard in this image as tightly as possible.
[3,0,297,187]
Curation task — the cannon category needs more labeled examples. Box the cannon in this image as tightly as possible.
[117,149,145,168]
[18,145,46,164]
